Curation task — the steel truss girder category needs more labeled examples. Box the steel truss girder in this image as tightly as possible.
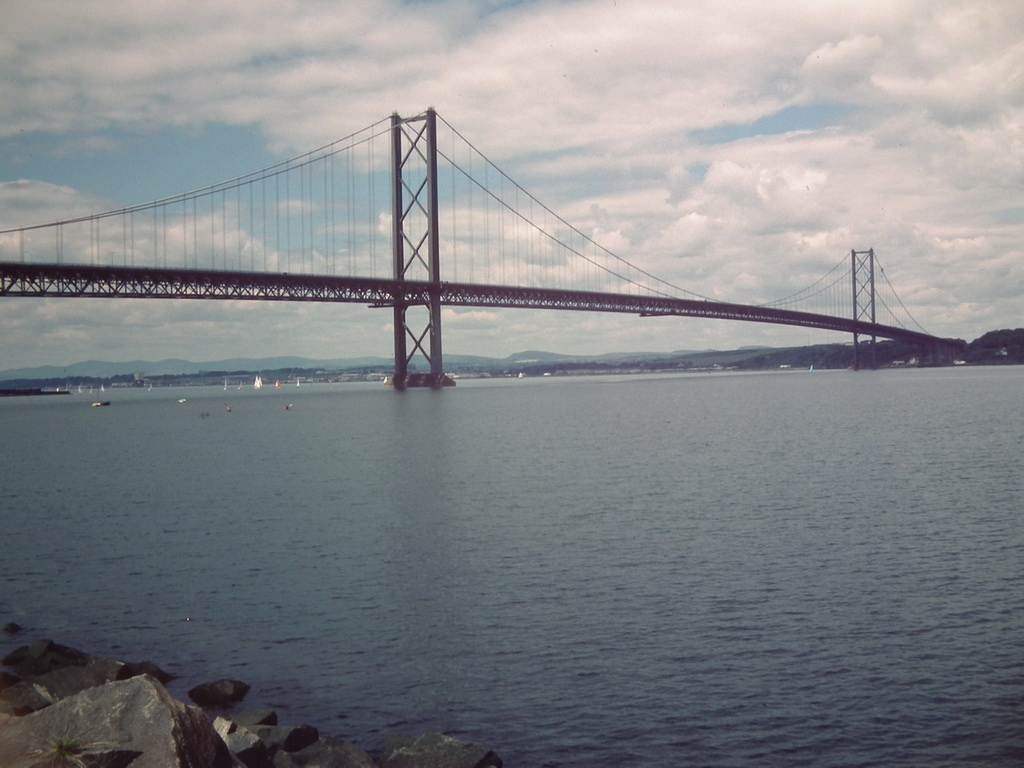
[0,263,962,355]
[0,264,403,304]
[432,282,948,347]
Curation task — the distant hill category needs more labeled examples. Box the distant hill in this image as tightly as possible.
[0,355,393,382]
[0,349,668,382]
[1,331,1017,387]
[962,328,1024,364]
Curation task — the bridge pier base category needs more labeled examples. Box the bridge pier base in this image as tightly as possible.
[852,335,877,371]
[925,339,966,367]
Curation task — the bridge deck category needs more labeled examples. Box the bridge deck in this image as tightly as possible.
[0,262,958,349]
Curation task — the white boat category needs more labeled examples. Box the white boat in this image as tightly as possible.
[253,375,263,390]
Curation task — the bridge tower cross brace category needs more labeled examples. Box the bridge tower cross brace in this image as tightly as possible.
[851,248,876,370]
[390,109,445,389]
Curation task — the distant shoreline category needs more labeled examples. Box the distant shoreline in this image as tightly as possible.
[2,328,1022,389]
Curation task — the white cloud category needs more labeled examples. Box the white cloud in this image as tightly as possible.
[1,0,1021,369]
[803,35,885,93]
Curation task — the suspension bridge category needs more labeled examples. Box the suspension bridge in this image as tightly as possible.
[0,109,961,387]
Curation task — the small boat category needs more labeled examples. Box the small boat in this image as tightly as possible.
[91,401,110,407]
[253,375,263,390]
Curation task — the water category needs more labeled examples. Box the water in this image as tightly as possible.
[2,368,1022,766]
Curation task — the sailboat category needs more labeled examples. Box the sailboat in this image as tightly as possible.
[253,374,264,390]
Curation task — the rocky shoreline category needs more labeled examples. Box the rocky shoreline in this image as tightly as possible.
[0,634,503,768]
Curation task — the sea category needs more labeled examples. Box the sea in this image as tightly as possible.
[1,366,1021,767]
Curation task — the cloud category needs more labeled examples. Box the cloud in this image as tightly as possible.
[803,35,885,93]
[1,0,1021,368]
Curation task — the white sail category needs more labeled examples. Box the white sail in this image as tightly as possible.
[254,375,263,389]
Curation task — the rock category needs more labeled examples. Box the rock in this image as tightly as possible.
[214,715,239,738]
[3,622,22,635]
[254,723,320,753]
[32,656,125,701]
[0,675,242,768]
[116,660,175,684]
[188,678,252,707]
[278,734,377,768]
[2,639,89,677]
[223,725,275,768]
[0,680,52,716]
[1,641,173,696]
[64,749,144,768]
[381,733,502,768]
[0,670,19,692]
[234,708,279,727]
[0,649,125,712]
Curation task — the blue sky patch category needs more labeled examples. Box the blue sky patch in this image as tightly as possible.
[692,103,852,145]
[0,124,278,208]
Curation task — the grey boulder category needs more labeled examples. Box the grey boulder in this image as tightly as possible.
[189,678,252,707]
[381,733,502,768]
[0,674,241,768]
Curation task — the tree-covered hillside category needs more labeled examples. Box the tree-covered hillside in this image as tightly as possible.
[963,329,1024,364]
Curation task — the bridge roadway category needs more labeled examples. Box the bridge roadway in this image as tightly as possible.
[0,262,959,351]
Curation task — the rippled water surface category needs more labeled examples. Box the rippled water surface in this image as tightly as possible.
[2,367,1022,766]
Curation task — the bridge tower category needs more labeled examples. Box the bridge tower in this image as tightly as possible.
[851,248,876,370]
[389,109,448,389]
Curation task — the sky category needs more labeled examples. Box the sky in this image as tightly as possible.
[0,0,1021,371]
